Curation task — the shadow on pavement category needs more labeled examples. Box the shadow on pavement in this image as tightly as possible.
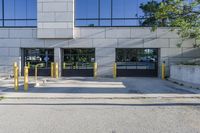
[1,77,200,94]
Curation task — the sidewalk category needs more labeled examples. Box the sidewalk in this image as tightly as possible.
[0,77,200,99]
[1,93,200,99]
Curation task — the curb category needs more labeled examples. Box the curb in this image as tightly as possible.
[168,78,200,90]
[2,94,200,99]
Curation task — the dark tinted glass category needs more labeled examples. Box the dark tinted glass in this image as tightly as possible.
[116,48,158,70]
[24,49,54,68]
[63,49,95,69]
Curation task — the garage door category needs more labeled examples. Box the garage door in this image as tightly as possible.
[22,48,54,76]
[116,48,158,77]
[62,48,95,77]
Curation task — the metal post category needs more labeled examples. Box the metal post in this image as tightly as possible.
[24,66,29,91]
[51,62,54,78]
[27,62,30,69]
[35,64,38,82]
[13,62,17,70]
[162,61,166,80]
[63,62,66,69]
[54,62,59,79]
[94,62,97,79]
[113,63,117,79]
[13,63,19,91]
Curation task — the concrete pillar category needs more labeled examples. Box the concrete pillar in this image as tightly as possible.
[95,48,115,77]
[54,48,62,77]
[37,0,74,38]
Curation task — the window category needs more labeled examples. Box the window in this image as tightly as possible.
[75,0,160,27]
[62,48,95,77]
[24,49,54,69]
[0,0,2,26]
[116,48,158,77]
[63,48,95,70]
[0,0,37,27]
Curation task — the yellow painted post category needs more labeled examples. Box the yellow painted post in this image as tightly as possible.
[54,62,59,79]
[75,62,78,69]
[27,62,30,69]
[162,62,166,80]
[51,62,54,78]
[113,63,117,79]
[94,62,97,79]
[24,66,29,91]
[63,62,66,69]
[14,65,19,91]
[13,62,17,70]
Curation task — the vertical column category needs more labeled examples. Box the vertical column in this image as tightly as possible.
[96,48,115,77]
[37,0,74,38]
[54,48,62,77]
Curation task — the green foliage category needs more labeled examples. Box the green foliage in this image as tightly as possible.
[140,0,200,47]
[140,1,166,27]
[154,0,200,47]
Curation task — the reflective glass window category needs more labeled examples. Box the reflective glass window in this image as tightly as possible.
[1,0,37,27]
[0,0,2,19]
[76,0,154,26]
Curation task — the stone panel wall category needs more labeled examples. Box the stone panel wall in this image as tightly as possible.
[0,27,199,77]
[37,0,74,38]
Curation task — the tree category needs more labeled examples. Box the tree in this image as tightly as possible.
[153,0,200,47]
[140,0,166,27]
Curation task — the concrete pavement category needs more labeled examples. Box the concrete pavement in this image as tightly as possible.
[0,98,200,133]
[0,77,200,133]
[0,77,200,99]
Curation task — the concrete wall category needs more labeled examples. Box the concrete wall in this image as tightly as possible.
[74,27,200,77]
[1,0,199,78]
[0,27,199,77]
[170,65,200,85]
[37,0,74,38]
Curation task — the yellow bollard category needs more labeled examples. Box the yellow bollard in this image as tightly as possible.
[113,63,117,79]
[51,62,54,78]
[94,62,97,79]
[76,62,78,69]
[54,62,59,79]
[13,62,17,70]
[35,64,38,82]
[27,62,30,69]
[14,65,19,91]
[63,62,66,69]
[24,66,29,91]
[162,62,166,80]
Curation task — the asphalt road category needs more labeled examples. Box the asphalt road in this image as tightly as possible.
[0,98,200,133]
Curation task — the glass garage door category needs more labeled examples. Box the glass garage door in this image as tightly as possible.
[22,48,54,76]
[62,48,95,77]
[116,48,158,77]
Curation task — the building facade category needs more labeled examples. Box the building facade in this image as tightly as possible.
[0,0,199,78]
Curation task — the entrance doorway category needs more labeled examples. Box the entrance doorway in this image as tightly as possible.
[62,48,95,77]
[116,48,158,77]
[22,48,54,76]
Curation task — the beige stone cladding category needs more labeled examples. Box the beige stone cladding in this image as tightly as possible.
[0,27,199,77]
